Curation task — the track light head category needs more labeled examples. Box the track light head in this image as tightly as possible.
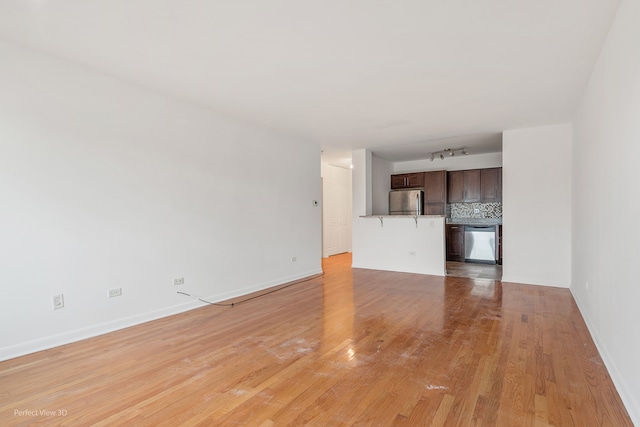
[429,147,468,161]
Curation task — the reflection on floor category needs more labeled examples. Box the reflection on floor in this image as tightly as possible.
[0,253,632,426]
[447,261,502,280]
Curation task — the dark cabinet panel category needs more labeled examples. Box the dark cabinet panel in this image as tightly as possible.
[406,173,424,188]
[424,171,446,202]
[464,169,481,202]
[390,172,424,189]
[481,168,502,202]
[391,174,407,189]
[498,225,503,265]
[446,224,465,262]
[448,168,502,203]
[424,203,445,216]
[447,170,481,203]
[423,170,446,215]
[447,171,465,203]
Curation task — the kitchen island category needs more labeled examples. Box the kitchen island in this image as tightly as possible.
[351,215,446,276]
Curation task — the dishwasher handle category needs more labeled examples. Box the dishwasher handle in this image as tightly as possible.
[464,225,496,231]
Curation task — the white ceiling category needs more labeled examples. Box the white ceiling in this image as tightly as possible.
[0,0,620,166]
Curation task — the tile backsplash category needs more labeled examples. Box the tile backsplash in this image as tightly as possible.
[450,202,502,219]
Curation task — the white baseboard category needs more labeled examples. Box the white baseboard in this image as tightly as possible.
[351,262,445,277]
[0,301,201,362]
[0,268,323,362]
[570,287,639,426]
[501,275,570,288]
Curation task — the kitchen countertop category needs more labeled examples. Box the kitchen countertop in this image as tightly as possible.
[359,216,501,225]
[446,218,502,225]
[360,215,445,219]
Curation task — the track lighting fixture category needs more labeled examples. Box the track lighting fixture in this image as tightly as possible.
[429,147,469,161]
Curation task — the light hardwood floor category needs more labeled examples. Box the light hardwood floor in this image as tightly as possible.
[0,254,632,426]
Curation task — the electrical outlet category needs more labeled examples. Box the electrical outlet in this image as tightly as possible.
[108,288,122,298]
[291,256,297,262]
[409,251,416,256]
[52,294,64,310]
[474,208,480,214]
[174,277,184,286]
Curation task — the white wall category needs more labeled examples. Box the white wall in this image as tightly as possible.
[371,154,392,215]
[352,216,446,276]
[0,41,322,360]
[571,0,640,422]
[393,152,503,173]
[502,124,572,288]
[351,149,372,217]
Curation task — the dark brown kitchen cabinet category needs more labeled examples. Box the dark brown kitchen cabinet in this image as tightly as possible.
[498,224,502,265]
[447,170,481,203]
[448,168,503,203]
[423,170,446,202]
[447,171,464,203]
[423,170,446,215]
[390,175,406,189]
[481,168,502,202]
[390,172,424,189]
[446,224,465,262]
[464,170,481,202]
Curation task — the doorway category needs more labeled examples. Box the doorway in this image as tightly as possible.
[321,163,352,258]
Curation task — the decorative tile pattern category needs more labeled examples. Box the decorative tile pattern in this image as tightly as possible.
[450,202,502,219]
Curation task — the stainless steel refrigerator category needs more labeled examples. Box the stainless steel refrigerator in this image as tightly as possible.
[389,190,423,215]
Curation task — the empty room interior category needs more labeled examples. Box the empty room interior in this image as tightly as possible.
[1,1,639,425]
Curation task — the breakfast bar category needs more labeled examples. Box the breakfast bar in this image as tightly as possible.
[351,215,446,276]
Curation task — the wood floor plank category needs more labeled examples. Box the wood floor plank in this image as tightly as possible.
[0,253,633,426]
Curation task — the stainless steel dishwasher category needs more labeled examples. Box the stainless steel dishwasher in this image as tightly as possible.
[464,225,497,264]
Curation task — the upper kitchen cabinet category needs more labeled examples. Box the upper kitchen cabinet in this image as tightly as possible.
[423,170,447,215]
[447,170,481,203]
[448,168,502,203]
[480,168,502,202]
[423,170,446,202]
[390,172,424,189]
[447,171,464,202]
